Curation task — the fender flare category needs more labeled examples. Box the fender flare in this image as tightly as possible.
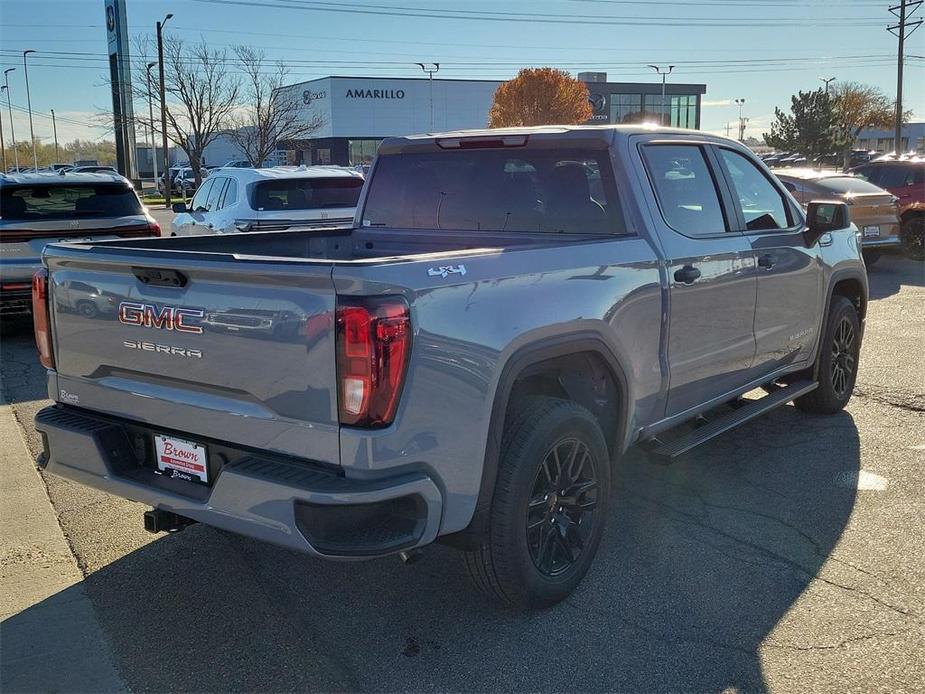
[455,331,632,544]
[809,267,868,379]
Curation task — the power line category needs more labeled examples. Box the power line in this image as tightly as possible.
[192,0,888,27]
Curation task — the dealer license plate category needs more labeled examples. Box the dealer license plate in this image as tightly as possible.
[863,225,881,237]
[154,434,209,484]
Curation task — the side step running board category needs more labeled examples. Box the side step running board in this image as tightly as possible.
[648,380,818,461]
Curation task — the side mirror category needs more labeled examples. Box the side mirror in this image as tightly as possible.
[804,200,849,246]
[172,202,187,213]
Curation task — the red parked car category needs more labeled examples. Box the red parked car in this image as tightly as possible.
[849,159,925,260]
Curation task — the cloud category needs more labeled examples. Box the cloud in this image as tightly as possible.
[701,99,732,108]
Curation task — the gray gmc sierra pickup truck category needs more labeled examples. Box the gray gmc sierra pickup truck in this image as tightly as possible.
[33,126,867,608]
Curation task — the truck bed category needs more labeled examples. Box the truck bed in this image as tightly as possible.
[92,226,569,263]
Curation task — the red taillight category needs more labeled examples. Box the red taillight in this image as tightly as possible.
[32,268,54,369]
[149,221,162,237]
[335,297,411,427]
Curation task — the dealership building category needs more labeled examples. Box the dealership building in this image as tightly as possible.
[273,73,707,166]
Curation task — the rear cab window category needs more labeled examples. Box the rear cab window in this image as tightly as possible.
[361,148,625,235]
[252,177,363,211]
[640,144,728,237]
[1,183,143,221]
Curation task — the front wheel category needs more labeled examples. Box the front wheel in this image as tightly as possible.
[464,397,611,609]
[795,295,861,414]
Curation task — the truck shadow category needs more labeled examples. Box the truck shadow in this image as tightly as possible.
[867,255,924,301]
[2,405,860,693]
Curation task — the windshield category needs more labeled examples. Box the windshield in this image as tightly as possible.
[252,177,363,211]
[816,177,888,195]
[361,149,624,234]
[0,183,143,221]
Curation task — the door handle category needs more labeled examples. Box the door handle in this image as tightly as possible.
[674,265,701,284]
[758,253,776,269]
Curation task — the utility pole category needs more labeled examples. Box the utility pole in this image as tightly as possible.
[146,62,158,186]
[889,0,922,155]
[0,87,5,171]
[819,76,836,96]
[3,69,17,170]
[734,98,746,141]
[157,14,173,206]
[416,63,440,131]
[23,50,37,170]
[50,109,59,162]
[648,65,675,125]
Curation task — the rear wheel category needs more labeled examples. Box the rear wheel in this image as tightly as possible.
[900,216,924,261]
[795,295,861,414]
[464,397,611,609]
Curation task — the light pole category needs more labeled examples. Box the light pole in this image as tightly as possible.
[50,109,59,162]
[157,13,173,207]
[3,68,17,170]
[647,64,674,126]
[23,50,37,170]
[416,62,440,131]
[146,61,158,186]
[734,98,746,141]
[819,76,836,96]
[0,87,5,171]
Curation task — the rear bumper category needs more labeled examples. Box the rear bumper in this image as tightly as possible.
[35,405,443,559]
[861,235,902,250]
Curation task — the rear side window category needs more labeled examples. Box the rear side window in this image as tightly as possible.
[717,148,790,231]
[206,178,227,211]
[0,184,142,221]
[219,178,238,208]
[361,149,624,234]
[253,177,363,211]
[641,144,727,237]
[877,164,924,188]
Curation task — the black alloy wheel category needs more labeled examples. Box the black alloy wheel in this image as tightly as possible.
[526,437,599,577]
[830,316,856,399]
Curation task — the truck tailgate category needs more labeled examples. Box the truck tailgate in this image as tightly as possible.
[45,249,340,464]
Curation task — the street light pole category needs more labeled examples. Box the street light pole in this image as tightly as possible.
[50,109,59,162]
[734,98,746,141]
[416,63,440,131]
[647,64,674,126]
[0,87,6,172]
[146,61,158,186]
[3,68,17,170]
[157,14,173,207]
[23,50,37,170]
[819,76,836,96]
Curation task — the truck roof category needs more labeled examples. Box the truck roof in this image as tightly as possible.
[379,123,732,154]
[217,166,365,182]
[0,171,131,187]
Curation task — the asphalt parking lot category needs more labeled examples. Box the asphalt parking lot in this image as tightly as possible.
[1,250,923,693]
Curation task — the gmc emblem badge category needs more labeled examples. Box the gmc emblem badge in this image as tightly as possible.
[118,301,204,334]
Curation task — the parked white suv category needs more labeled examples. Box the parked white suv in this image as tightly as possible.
[170,166,364,236]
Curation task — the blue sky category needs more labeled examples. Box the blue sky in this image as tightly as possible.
[0,0,922,144]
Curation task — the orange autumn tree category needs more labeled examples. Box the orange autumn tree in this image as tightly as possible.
[488,68,593,127]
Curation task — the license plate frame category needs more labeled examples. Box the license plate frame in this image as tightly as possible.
[153,434,210,485]
[863,225,881,238]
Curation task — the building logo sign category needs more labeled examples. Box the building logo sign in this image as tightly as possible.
[302,89,327,105]
[106,5,115,32]
[345,88,405,100]
[587,93,609,122]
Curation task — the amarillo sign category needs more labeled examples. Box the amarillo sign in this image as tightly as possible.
[345,88,405,99]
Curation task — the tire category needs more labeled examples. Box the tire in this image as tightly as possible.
[795,295,861,414]
[463,396,611,609]
[900,216,924,261]
[862,250,881,267]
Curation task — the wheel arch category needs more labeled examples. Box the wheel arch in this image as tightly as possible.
[443,332,632,549]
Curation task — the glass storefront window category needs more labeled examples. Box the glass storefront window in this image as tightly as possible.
[349,139,383,166]
[610,94,643,124]
[669,95,698,129]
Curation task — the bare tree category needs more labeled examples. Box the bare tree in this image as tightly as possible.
[831,82,897,168]
[160,37,240,185]
[225,46,325,167]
